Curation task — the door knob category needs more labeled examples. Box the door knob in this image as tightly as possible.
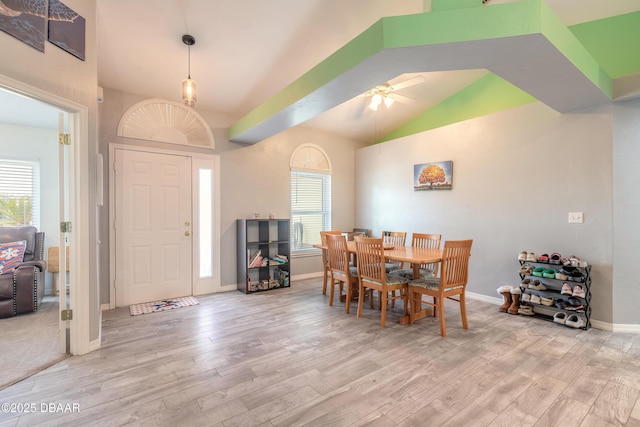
[185,221,191,226]
[185,231,191,236]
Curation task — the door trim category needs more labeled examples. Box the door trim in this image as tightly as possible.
[108,144,221,309]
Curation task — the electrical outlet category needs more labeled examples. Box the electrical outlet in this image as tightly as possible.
[568,212,584,224]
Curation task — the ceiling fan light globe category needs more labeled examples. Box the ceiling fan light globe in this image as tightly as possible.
[368,93,382,111]
[383,95,395,108]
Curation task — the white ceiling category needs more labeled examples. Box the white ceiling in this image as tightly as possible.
[2,0,639,139]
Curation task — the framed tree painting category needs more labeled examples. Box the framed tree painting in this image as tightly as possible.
[0,0,47,52]
[414,161,453,191]
[48,0,85,60]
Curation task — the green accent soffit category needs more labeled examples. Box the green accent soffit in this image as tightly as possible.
[570,11,640,79]
[228,0,611,143]
[378,74,535,143]
[228,21,385,139]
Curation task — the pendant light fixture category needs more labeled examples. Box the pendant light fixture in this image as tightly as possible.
[182,34,197,108]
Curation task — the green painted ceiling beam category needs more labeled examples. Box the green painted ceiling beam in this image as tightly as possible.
[378,9,639,142]
[378,73,536,143]
[228,0,611,144]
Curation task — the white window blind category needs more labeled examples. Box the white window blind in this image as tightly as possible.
[290,171,331,255]
[0,159,40,228]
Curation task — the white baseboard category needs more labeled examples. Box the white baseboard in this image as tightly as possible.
[467,291,502,306]
[219,283,238,293]
[100,303,110,311]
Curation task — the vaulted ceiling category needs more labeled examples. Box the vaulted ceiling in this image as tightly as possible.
[88,1,640,143]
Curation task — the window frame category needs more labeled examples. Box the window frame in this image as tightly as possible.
[289,144,332,258]
[0,158,40,229]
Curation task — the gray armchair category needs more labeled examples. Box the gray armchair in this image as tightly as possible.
[0,226,46,318]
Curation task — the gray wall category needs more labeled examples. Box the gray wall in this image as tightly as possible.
[98,88,366,302]
[356,102,615,324]
[613,98,640,326]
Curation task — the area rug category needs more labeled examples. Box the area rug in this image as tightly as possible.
[129,296,199,316]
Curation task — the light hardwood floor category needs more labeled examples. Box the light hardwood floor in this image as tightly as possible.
[1,278,639,426]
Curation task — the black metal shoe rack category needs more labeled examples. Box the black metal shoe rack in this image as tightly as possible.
[518,260,591,330]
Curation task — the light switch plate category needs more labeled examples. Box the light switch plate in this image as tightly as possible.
[568,212,584,224]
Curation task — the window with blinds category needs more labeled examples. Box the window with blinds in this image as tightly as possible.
[0,159,40,228]
[290,171,331,255]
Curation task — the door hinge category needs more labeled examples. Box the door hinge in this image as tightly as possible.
[58,133,71,145]
[61,309,73,321]
[60,221,72,233]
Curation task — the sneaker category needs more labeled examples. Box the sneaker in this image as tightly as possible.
[526,252,537,262]
[555,300,568,309]
[522,293,531,303]
[518,306,534,316]
[530,294,541,304]
[566,297,584,312]
[561,282,573,295]
[541,296,554,306]
[555,272,568,280]
[565,314,586,329]
[572,285,586,298]
[529,280,547,291]
[553,312,567,325]
[518,251,528,261]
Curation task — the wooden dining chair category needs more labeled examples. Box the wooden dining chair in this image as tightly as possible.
[326,233,372,314]
[320,230,342,295]
[391,233,442,279]
[354,236,409,327]
[407,239,473,337]
[382,231,407,272]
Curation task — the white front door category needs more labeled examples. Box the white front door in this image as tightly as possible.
[114,149,192,306]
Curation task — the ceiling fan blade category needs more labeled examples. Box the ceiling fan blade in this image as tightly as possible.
[390,75,426,91]
[391,93,417,105]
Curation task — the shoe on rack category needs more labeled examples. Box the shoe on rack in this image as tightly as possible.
[549,253,562,265]
[532,267,545,277]
[519,263,534,275]
[521,278,532,288]
[526,252,537,262]
[518,251,528,261]
[522,293,531,303]
[561,282,573,296]
[565,314,586,329]
[543,268,557,279]
[530,294,541,304]
[529,280,547,291]
[555,300,568,310]
[518,305,534,316]
[553,312,567,325]
[537,253,549,263]
[541,296,554,306]
[572,285,586,298]
[555,272,568,281]
[566,297,584,312]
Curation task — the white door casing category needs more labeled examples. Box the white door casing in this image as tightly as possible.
[114,149,192,306]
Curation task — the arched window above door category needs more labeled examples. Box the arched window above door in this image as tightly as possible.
[117,98,215,149]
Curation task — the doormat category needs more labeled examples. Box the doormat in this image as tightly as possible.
[129,296,199,316]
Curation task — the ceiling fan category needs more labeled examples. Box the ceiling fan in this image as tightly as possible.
[363,75,426,111]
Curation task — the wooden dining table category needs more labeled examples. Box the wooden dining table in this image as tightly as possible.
[315,241,443,324]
